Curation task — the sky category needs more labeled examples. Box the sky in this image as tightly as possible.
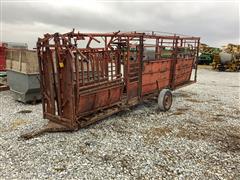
[1,0,239,49]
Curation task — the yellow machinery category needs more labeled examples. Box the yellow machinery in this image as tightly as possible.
[212,44,240,72]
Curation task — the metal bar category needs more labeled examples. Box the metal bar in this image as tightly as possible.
[86,37,92,48]
[96,53,100,82]
[80,57,84,85]
[87,59,90,82]
[79,81,122,95]
[37,42,46,117]
[91,54,95,81]
[75,53,80,103]
[53,35,64,116]
[126,36,130,99]
[38,32,199,43]
[100,51,104,79]
[48,48,56,115]
[139,35,144,99]
[170,36,178,89]
[110,53,113,80]
[194,39,200,82]
[114,51,117,78]
[155,38,159,59]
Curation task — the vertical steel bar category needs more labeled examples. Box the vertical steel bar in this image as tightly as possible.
[111,52,113,80]
[105,37,108,79]
[117,37,121,76]
[126,36,130,99]
[96,52,100,82]
[48,48,56,115]
[87,60,90,82]
[155,38,159,59]
[89,56,95,81]
[114,51,117,78]
[80,56,84,85]
[160,38,163,59]
[38,42,46,118]
[101,51,105,78]
[53,35,63,116]
[100,51,104,79]
[139,35,144,99]
[194,39,200,82]
[170,36,178,89]
[75,53,80,100]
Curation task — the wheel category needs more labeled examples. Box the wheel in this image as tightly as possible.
[158,89,173,111]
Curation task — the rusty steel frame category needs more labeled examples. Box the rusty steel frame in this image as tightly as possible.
[21,30,200,138]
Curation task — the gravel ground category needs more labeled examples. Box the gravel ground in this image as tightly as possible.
[0,68,240,179]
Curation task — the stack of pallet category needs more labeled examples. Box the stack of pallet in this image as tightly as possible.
[212,43,240,72]
[6,48,41,103]
[222,44,240,54]
[6,49,39,73]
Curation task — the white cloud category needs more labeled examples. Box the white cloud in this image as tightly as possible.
[1,1,239,48]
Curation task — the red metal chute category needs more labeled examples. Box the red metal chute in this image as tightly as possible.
[21,30,200,139]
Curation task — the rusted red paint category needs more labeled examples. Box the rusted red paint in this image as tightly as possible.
[142,60,172,95]
[77,86,121,114]
[0,43,6,71]
[36,30,200,130]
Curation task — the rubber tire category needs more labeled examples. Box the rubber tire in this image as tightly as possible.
[158,89,173,111]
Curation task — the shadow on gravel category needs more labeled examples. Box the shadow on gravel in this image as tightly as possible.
[175,123,240,153]
[173,91,195,98]
[17,110,32,114]
[185,98,204,103]
[144,127,172,144]
[170,108,189,116]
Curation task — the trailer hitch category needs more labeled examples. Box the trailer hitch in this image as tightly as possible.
[20,121,73,140]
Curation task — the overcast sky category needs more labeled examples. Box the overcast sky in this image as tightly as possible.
[1,0,239,49]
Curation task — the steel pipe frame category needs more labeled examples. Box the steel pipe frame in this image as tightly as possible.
[36,30,200,133]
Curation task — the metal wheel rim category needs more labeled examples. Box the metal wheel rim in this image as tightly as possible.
[164,93,172,110]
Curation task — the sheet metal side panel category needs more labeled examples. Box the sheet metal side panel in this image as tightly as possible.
[77,86,122,114]
[141,59,171,95]
[174,58,194,86]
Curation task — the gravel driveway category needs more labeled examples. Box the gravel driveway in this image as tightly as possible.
[0,68,239,179]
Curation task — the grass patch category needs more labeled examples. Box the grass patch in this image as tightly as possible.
[144,127,172,144]
[11,119,29,130]
[175,123,240,153]
[171,107,189,116]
